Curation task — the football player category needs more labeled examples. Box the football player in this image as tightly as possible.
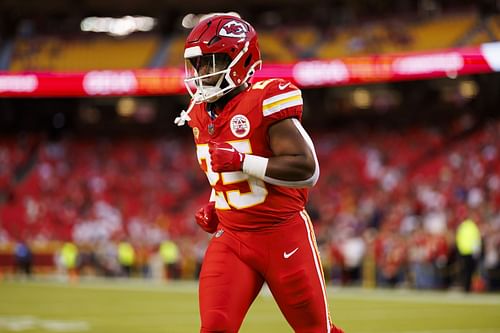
[175,13,344,333]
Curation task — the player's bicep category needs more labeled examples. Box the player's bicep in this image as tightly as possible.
[266,118,317,181]
[269,118,312,158]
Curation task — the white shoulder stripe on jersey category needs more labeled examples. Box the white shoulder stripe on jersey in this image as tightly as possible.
[262,89,301,106]
[263,98,303,117]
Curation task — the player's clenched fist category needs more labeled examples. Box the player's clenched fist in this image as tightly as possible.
[208,141,245,172]
[195,201,219,233]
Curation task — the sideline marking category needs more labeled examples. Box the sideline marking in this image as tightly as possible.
[0,316,90,332]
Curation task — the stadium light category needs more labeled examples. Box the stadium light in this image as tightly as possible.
[117,97,137,117]
[352,88,372,109]
[80,16,156,37]
[459,80,479,99]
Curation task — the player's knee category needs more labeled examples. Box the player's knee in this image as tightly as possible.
[200,310,232,333]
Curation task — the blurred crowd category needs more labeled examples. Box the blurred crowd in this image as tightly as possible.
[0,115,499,291]
[311,116,500,292]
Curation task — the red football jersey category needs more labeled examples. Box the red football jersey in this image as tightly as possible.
[188,78,310,230]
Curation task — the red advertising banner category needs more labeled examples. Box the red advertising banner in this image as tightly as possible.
[272,45,497,86]
[0,68,186,97]
[0,42,499,97]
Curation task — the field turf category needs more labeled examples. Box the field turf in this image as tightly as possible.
[1,278,499,332]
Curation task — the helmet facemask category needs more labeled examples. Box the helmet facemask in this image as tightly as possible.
[184,40,256,103]
[184,53,233,103]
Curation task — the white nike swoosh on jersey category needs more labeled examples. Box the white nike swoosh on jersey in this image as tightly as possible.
[218,147,235,152]
[283,247,299,259]
[278,82,291,90]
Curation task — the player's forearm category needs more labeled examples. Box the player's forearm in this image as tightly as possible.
[243,153,319,188]
[266,155,315,181]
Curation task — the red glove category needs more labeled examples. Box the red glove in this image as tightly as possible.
[208,141,245,172]
[195,201,219,233]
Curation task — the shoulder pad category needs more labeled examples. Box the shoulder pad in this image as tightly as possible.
[252,79,302,118]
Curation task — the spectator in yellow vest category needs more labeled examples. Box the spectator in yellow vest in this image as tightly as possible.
[61,242,79,283]
[118,240,135,277]
[159,240,181,280]
[456,218,482,292]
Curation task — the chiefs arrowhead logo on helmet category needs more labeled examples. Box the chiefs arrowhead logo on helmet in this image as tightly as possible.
[219,20,248,38]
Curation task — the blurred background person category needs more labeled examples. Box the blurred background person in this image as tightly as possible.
[14,240,33,277]
[159,239,181,280]
[118,238,135,277]
[60,241,79,283]
[456,216,482,292]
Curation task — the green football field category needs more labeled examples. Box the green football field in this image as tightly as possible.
[1,278,499,333]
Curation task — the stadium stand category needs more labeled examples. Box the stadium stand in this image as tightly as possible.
[10,35,160,71]
[408,13,476,51]
[6,10,500,70]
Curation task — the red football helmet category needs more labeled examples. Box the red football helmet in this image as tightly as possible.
[183,14,262,103]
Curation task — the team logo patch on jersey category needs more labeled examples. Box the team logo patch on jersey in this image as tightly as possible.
[230,115,250,138]
[208,123,215,135]
[193,127,199,140]
[219,20,248,38]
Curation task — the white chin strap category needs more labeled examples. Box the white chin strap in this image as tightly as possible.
[173,85,224,126]
[194,86,224,103]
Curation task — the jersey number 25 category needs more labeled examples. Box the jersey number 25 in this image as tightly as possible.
[197,140,268,210]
